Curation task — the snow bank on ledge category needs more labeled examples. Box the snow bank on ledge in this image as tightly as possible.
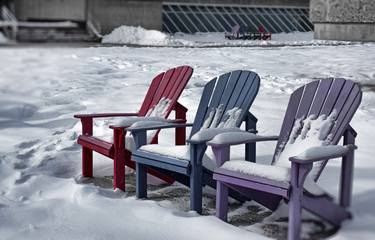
[102,25,354,47]
[0,32,8,43]
[102,26,170,46]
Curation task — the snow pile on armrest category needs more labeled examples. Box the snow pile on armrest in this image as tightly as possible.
[209,131,278,145]
[130,120,170,128]
[295,145,349,160]
[112,116,168,127]
[190,128,242,142]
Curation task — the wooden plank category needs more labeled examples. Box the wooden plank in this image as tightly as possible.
[237,73,260,122]
[308,78,333,116]
[77,135,113,157]
[295,80,319,119]
[166,66,193,113]
[139,72,165,116]
[234,72,257,109]
[214,168,290,189]
[224,71,250,113]
[134,150,190,168]
[320,78,346,116]
[272,86,304,163]
[302,195,351,226]
[190,78,217,137]
[132,155,189,175]
[213,173,289,197]
[149,68,176,107]
[199,73,231,128]
[217,70,242,123]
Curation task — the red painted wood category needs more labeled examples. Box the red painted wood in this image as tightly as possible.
[81,117,93,177]
[78,135,113,157]
[74,112,138,119]
[76,66,193,190]
[113,129,126,190]
[175,102,187,145]
[138,72,165,116]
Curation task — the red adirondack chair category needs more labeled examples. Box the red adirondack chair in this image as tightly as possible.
[74,66,193,191]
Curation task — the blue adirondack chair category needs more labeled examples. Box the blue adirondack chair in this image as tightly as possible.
[119,70,260,213]
[207,78,362,240]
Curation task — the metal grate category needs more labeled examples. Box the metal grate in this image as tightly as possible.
[162,3,313,33]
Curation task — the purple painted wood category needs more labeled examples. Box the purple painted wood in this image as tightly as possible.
[214,168,290,190]
[216,181,229,221]
[340,128,356,208]
[213,173,289,197]
[212,78,362,240]
[301,194,351,226]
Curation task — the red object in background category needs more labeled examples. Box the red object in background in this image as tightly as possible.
[258,25,265,33]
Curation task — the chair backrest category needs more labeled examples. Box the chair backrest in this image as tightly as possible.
[189,70,260,138]
[272,78,362,179]
[138,66,193,117]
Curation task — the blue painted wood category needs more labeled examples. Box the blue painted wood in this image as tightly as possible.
[132,155,190,175]
[132,70,261,214]
[136,162,147,199]
[245,112,257,162]
[134,150,190,168]
[190,79,217,137]
[189,143,206,213]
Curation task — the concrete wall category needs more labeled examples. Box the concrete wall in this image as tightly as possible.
[88,0,162,34]
[310,0,375,41]
[14,0,86,21]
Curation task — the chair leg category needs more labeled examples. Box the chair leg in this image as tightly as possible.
[81,117,93,177]
[136,162,148,199]
[113,129,126,191]
[288,162,311,240]
[113,148,126,191]
[190,166,203,214]
[216,181,229,221]
[288,187,303,240]
[82,147,93,177]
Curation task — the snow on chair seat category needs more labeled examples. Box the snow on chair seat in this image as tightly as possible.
[220,160,326,196]
[138,145,217,171]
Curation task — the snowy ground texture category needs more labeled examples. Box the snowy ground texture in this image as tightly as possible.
[1,36,375,240]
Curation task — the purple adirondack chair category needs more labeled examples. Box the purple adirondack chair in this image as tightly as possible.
[208,78,362,240]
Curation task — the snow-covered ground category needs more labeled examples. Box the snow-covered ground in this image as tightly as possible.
[0,42,375,240]
[101,25,354,47]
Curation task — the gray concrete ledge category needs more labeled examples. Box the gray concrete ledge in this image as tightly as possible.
[314,23,375,42]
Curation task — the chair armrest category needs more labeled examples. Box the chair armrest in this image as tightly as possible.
[123,122,193,132]
[289,144,357,164]
[187,128,244,144]
[207,131,279,147]
[74,112,138,118]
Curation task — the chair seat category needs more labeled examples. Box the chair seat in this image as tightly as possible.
[220,160,327,196]
[138,145,217,171]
